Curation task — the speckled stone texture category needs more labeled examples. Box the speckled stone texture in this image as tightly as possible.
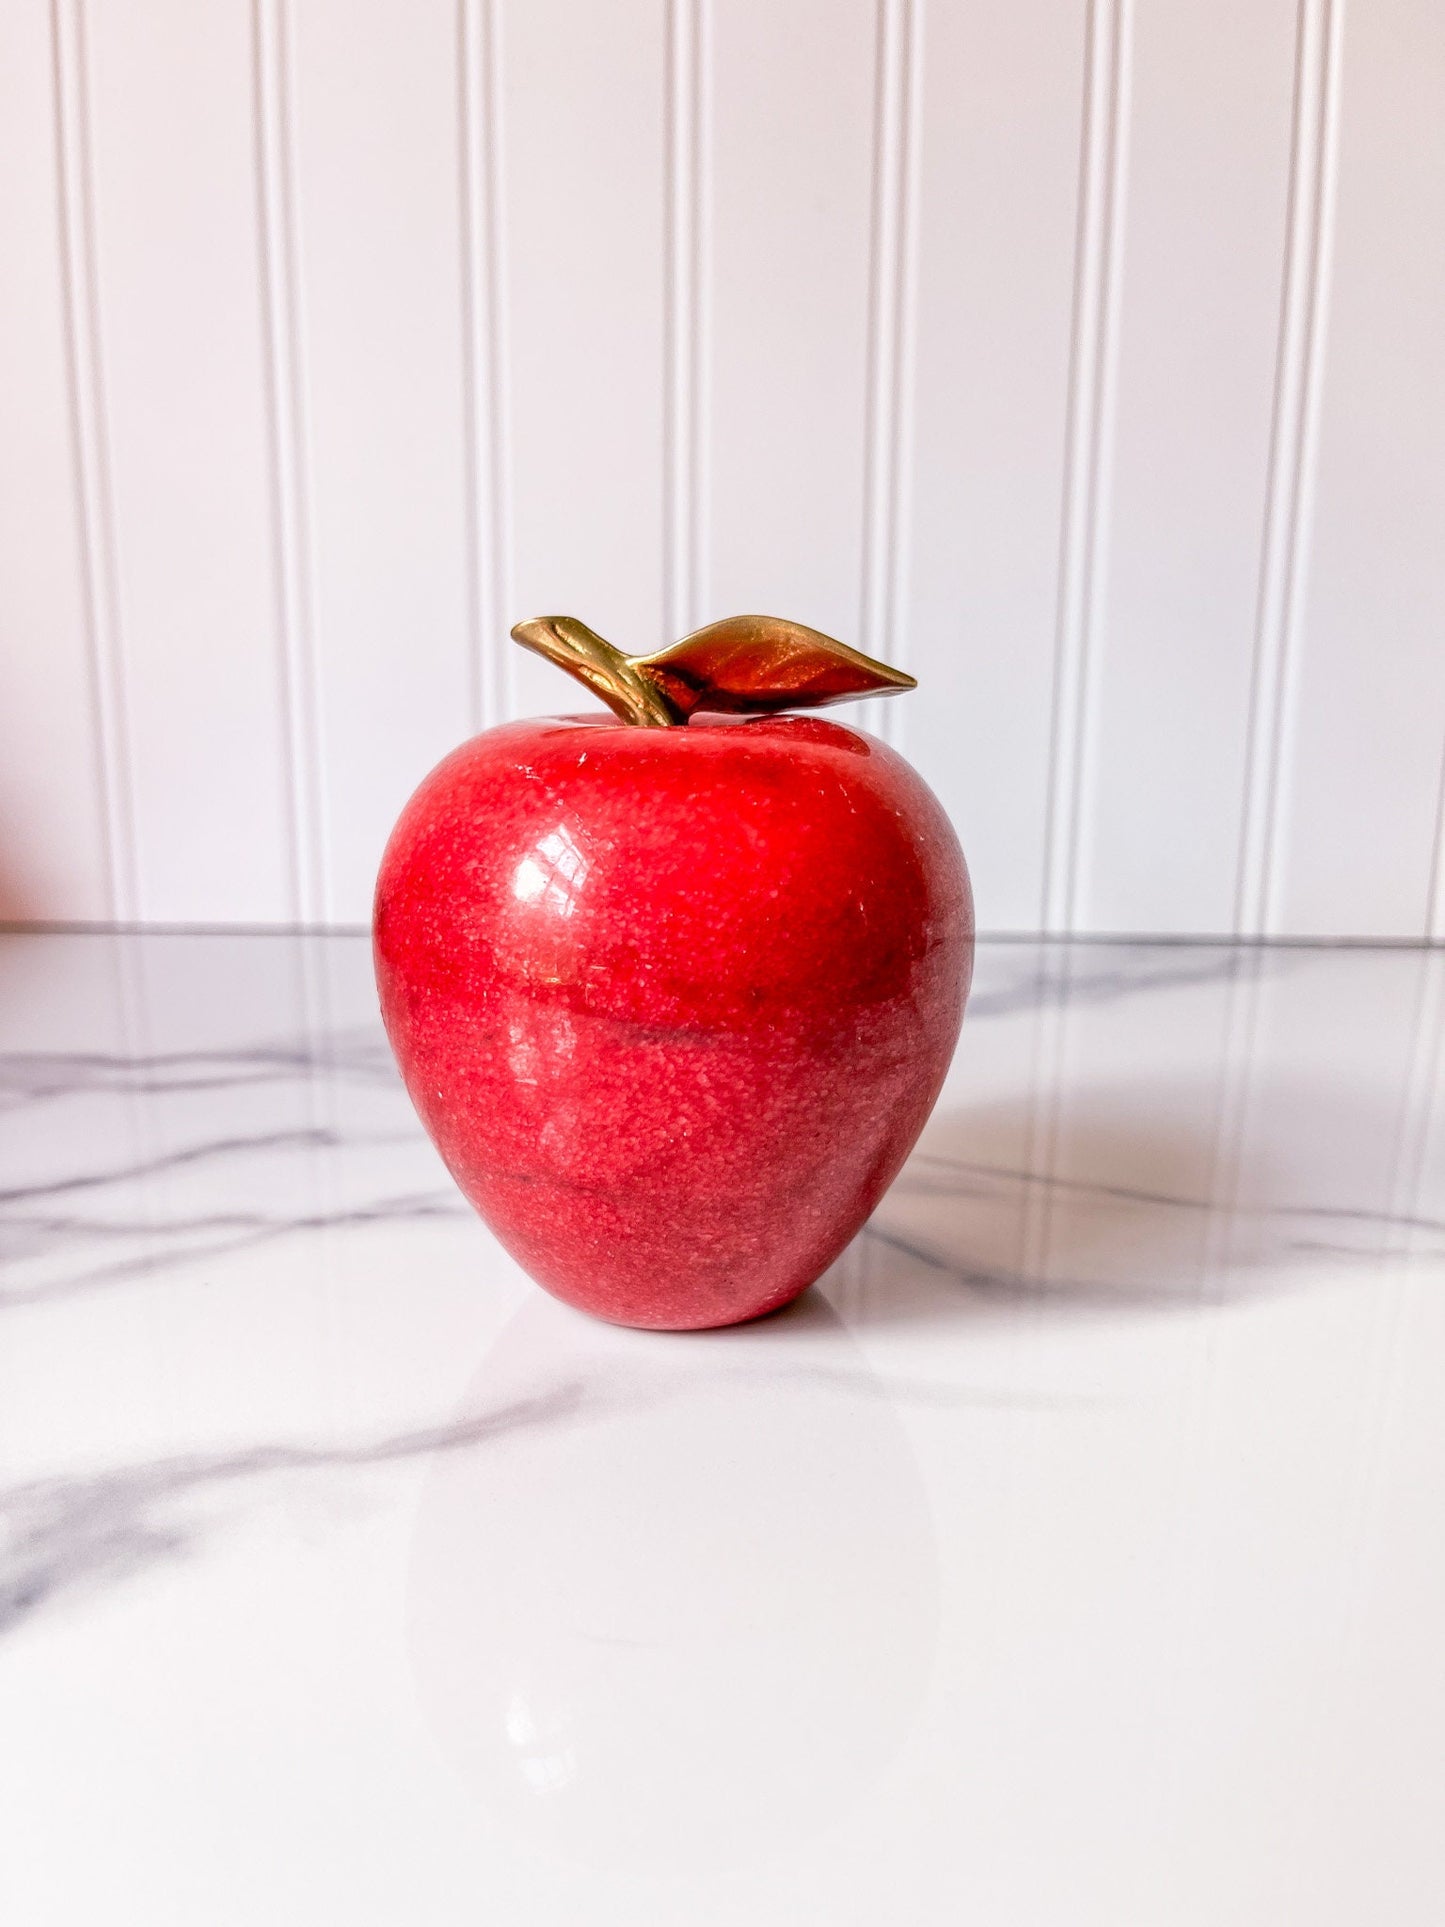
[374,712,973,1329]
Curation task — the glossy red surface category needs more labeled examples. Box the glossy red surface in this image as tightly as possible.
[374,712,973,1329]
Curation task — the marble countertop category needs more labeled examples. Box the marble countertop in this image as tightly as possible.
[3,932,1444,1925]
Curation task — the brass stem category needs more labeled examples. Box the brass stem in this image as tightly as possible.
[510,617,682,727]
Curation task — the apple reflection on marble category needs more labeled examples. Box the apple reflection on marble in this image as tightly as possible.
[409,1290,936,1870]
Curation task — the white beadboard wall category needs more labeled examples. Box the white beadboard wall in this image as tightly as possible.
[1,0,1442,936]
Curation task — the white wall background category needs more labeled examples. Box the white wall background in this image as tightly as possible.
[1,0,1442,937]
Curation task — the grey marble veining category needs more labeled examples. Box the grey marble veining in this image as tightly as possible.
[0,1387,585,1640]
[961,938,1267,1019]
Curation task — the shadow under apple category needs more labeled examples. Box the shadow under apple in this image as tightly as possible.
[858,1072,1435,1328]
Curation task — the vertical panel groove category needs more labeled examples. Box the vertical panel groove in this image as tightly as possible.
[253,0,326,924]
[1235,0,1343,939]
[859,0,919,749]
[663,0,703,640]
[459,0,512,725]
[1429,746,1445,943]
[1043,0,1131,935]
[50,0,138,923]
[458,0,488,733]
[891,0,923,754]
[694,0,713,625]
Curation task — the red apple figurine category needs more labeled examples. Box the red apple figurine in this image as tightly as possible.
[374,615,973,1329]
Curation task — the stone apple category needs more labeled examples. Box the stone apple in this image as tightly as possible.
[374,614,972,1329]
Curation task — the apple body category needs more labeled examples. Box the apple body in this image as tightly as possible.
[374,711,972,1329]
